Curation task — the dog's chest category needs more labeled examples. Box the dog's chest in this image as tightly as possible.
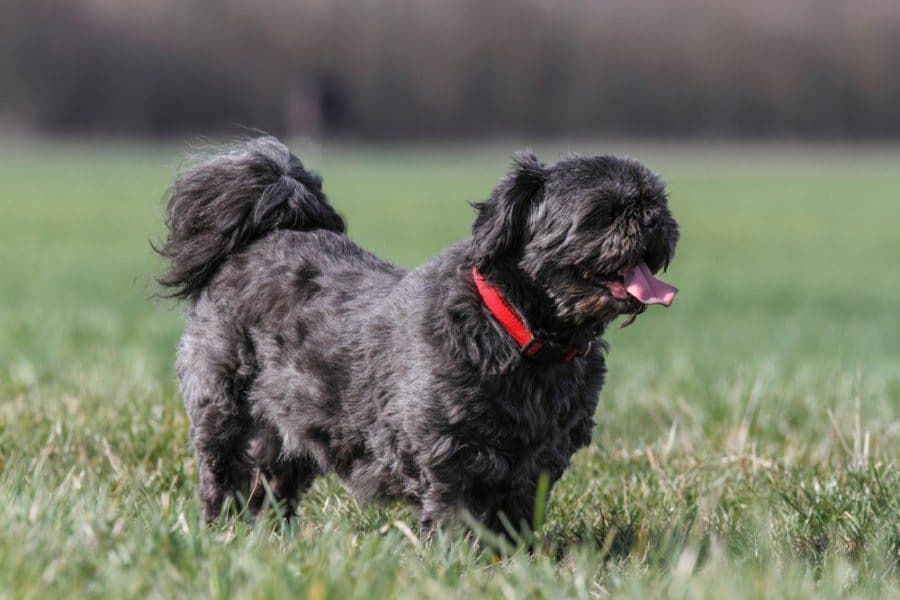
[472,363,600,449]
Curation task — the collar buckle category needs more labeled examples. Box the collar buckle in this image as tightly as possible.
[521,337,543,358]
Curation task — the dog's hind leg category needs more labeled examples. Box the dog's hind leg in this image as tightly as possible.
[248,427,322,519]
[177,326,257,523]
[190,406,254,523]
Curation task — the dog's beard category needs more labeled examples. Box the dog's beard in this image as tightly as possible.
[547,280,647,326]
[619,312,640,328]
[545,260,675,327]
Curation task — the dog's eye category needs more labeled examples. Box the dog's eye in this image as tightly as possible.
[640,208,658,229]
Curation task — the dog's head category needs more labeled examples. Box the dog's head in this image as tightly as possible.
[472,152,679,325]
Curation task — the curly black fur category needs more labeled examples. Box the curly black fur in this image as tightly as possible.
[158,137,679,532]
[155,138,345,300]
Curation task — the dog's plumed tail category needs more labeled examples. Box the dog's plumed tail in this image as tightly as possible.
[155,137,345,300]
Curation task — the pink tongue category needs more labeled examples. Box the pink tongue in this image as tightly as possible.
[624,263,678,306]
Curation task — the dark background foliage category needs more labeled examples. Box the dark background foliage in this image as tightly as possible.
[3,0,900,140]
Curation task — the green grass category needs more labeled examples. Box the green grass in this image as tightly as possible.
[0,140,898,598]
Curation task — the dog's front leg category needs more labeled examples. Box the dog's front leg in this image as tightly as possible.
[417,481,459,535]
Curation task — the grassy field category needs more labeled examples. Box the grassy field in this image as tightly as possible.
[0,140,897,598]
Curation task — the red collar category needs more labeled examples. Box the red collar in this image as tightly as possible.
[471,266,587,363]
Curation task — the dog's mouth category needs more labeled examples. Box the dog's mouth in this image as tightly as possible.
[600,263,677,307]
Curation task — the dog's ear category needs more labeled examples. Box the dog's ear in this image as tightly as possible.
[471,151,547,264]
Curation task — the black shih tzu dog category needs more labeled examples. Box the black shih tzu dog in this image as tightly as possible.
[157,138,679,533]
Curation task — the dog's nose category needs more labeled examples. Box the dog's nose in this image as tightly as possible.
[640,209,657,229]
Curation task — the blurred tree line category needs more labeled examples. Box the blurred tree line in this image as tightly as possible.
[2,0,899,139]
